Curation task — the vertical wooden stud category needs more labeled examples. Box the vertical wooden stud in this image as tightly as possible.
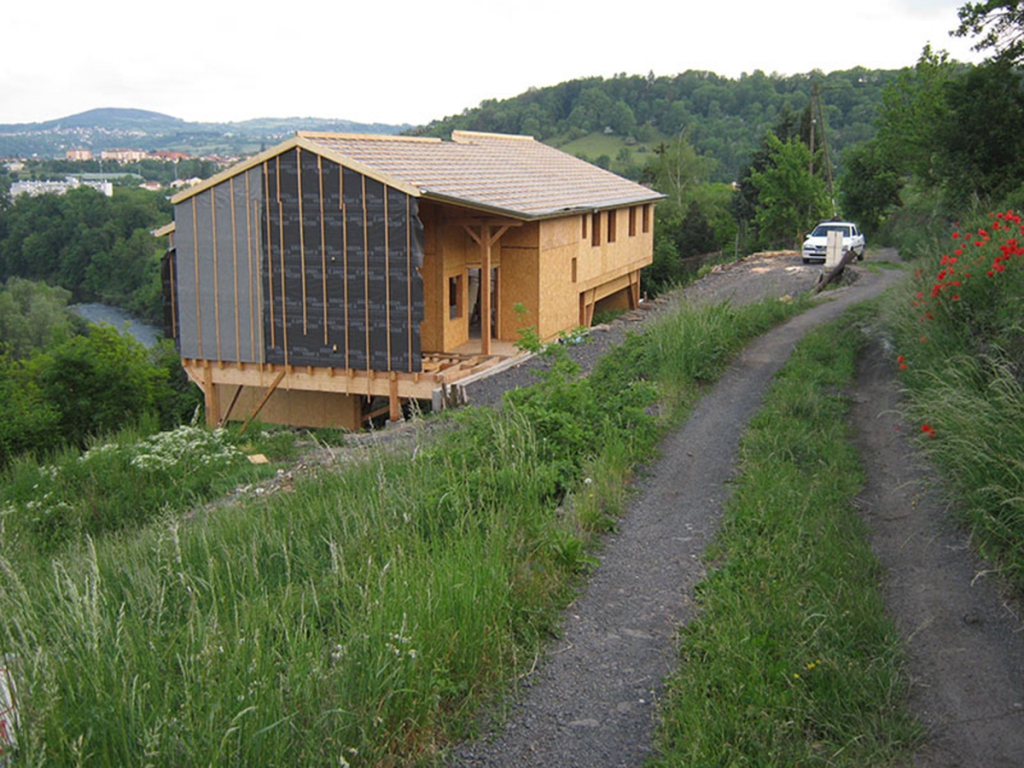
[192,196,203,359]
[211,187,222,362]
[297,147,308,335]
[319,155,328,346]
[230,176,240,362]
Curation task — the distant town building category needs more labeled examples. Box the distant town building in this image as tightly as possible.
[139,181,163,191]
[10,176,113,198]
[3,162,25,172]
[151,151,192,161]
[66,148,94,161]
[169,177,203,189]
[100,148,148,163]
[201,155,239,168]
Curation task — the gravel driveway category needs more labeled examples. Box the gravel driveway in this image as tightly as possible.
[449,256,898,766]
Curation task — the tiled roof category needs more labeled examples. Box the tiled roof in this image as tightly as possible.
[172,131,663,220]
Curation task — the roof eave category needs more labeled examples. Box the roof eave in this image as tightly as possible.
[420,190,667,222]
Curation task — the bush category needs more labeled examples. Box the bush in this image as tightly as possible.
[32,324,168,447]
[886,208,1024,586]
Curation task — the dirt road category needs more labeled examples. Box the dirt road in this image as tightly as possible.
[450,253,1024,766]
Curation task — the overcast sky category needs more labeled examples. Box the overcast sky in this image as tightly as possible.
[3,0,983,127]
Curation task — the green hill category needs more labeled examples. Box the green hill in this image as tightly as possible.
[415,68,902,182]
[0,108,411,159]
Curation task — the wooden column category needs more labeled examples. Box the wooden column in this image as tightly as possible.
[463,223,510,356]
[388,374,401,422]
[203,365,220,427]
[481,229,493,355]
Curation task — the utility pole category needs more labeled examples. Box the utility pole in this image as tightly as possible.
[810,81,836,216]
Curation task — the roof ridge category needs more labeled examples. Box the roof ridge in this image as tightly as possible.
[296,131,441,143]
[451,130,536,144]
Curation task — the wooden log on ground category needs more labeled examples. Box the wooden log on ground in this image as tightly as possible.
[814,249,859,293]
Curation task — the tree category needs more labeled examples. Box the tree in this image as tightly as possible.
[874,46,958,186]
[677,200,718,258]
[839,140,903,233]
[646,131,717,216]
[954,1,1024,64]
[732,108,805,247]
[33,324,168,447]
[750,132,830,245]
[0,351,61,466]
[934,59,1024,202]
[0,278,79,359]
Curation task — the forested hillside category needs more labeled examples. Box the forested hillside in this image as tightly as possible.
[0,185,171,320]
[0,107,411,158]
[416,68,901,182]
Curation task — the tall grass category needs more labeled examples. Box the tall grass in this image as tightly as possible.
[0,293,808,765]
[643,296,809,411]
[653,315,920,766]
[883,208,1024,587]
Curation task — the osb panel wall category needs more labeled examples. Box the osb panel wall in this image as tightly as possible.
[537,209,653,337]
[213,384,363,431]
[536,217,580,339]
[497,245,539,342]
[575,208,653,288]
[438,222,475,352]
[416,202,443,352]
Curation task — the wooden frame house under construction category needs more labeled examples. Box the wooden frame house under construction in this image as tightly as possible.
[162,130,663,430]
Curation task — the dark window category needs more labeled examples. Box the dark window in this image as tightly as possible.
[449,274,463,319]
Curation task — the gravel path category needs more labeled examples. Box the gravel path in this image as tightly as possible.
[449,257,906,766]
[852,338,1024,767]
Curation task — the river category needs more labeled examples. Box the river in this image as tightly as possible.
[69,303,163,349]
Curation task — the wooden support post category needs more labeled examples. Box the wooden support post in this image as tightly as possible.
[203,365,219,428]
[388,374,401,423]
[462,223,511,357]
[240,370,287,435]
[481,229,492,356]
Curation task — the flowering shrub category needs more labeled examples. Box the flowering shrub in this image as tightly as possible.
[129,426,243,473]
[2,426,264,553]
[890,208,1024,586]
[898,208,1024,435]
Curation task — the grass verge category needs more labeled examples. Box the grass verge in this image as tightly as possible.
[882,208,1024,589]
[652,313,920,766]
